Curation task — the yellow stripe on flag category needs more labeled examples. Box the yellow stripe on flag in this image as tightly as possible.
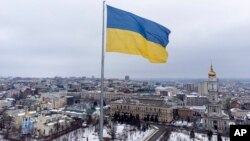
[106,28,168,63]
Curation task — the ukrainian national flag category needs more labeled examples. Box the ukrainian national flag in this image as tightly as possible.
[106,5,171,63]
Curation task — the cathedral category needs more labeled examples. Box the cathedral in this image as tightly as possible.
[203,64,229,133]
[22,110,34,135]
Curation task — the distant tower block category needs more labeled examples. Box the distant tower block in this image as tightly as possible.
[198,81,208,96]
[125,75,130,81]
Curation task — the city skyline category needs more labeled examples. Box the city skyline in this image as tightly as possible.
[1,0,250,78]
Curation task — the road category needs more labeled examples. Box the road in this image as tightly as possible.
[147,125,167,141]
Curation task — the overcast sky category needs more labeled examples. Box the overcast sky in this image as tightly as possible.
[0,0,250,79]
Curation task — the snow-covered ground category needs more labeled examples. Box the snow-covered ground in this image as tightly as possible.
[0,135,8,141]
[173,121,193,127]
[52,124,156,141]
[115,124,155,141]
[168,131,230,141]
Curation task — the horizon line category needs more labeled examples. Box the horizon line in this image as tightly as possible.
[1,76,250,80]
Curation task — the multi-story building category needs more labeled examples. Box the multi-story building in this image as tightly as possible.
[232,96,250,105]
[184,95,209,106]
[176,107,193,121]
[230,108,250,121]
[155,86,178,96]
[110,97,173,123]
[34,114,72,137]
[40,92,66,109]
[125,75,130,81]
[75,91,135,103]
[51,97,66,109]
[0,98,14,111]
[198,81,208,96]
[183,83,196,92]
[203,65,230,133]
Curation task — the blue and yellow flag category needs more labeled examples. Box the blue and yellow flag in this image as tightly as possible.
[106,5,171,63]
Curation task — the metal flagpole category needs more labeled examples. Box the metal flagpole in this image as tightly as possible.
[99,0,106,141]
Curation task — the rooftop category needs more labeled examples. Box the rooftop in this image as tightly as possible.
[111,97,172,107]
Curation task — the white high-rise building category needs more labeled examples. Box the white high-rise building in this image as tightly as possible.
[198,81,208,96]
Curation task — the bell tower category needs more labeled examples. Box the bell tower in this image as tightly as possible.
[207,64,218,102]
[204,64,229,133]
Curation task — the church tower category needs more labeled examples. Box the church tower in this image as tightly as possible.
[208,64,217,92]
[203,64,229,133]
[207,64,222,116]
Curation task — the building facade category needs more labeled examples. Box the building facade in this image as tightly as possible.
[184,95,209,106]
[125,75,130,81]
[183,83,197,92]
[155,86,178,96]
[176,107,193,121]
[34,114,72,137]
[110,98,173,123]
[198,81,208,96]
[77,91,134,103]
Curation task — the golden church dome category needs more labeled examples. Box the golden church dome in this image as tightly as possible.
[208,64,216,77]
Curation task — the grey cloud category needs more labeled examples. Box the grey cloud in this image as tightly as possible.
[0,0,250,78]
